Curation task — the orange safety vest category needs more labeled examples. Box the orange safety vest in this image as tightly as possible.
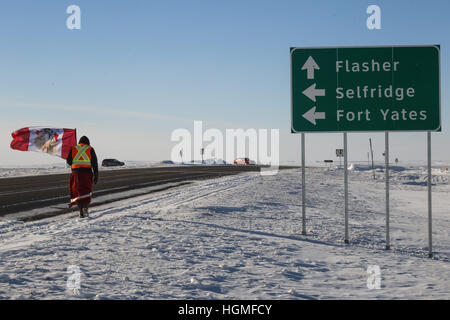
[71,144,93,169]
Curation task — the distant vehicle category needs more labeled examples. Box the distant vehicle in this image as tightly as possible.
[102,159,125,167]
[234,158,255,165]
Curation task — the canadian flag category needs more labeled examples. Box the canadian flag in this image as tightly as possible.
[10,127,77,160]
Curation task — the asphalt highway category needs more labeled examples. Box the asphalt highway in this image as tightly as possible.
[0,165,296,221]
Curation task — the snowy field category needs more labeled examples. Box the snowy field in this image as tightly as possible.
[0,164,449,299]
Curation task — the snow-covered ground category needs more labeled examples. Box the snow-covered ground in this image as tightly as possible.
[0,164,449,299]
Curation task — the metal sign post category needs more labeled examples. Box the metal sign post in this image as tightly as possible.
[344,133,349,244]
[427,132,433,258]
[301,133,306,235]
[385,132,390,250]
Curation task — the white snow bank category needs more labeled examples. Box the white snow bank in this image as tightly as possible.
[347,163,407,172]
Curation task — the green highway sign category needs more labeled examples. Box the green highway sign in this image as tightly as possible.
[290,45,441,133]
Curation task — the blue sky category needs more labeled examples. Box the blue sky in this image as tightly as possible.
[0,0,449,165]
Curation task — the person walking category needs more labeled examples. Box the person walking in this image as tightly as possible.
[66,136,99,218]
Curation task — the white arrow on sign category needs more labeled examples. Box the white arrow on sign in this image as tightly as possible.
[303,106,325,125]
[302,83,326,102]
[301,56,320,79]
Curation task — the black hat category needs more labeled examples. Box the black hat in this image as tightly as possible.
[79,136,90,145]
